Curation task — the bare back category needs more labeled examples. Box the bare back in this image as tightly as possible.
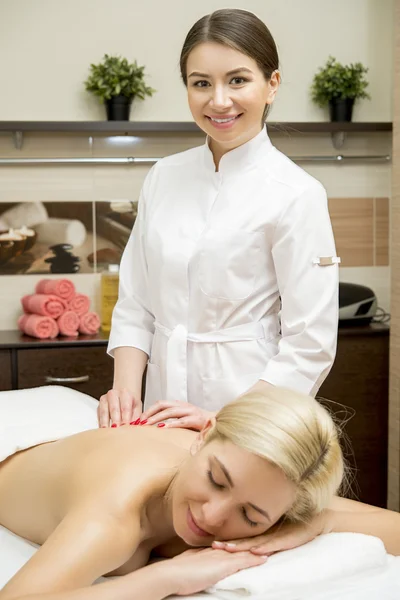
[0,425,195,547]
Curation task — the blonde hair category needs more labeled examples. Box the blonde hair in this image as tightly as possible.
[204,387,345,523]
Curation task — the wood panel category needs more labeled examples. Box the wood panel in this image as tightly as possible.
[389,0,400,510]
[17,346,113,400]
[320,330,389,508]
[0,349,12,391]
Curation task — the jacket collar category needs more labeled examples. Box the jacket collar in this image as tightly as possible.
[203,125,273,175]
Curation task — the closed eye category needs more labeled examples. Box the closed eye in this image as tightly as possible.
[207,469,225,490]
[207,470,258,527]
[242,508,258,528]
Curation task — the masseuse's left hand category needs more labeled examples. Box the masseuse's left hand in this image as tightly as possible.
[140,400,216,431]
[212,510,332,556]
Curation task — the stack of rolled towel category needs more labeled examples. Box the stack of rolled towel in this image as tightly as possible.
[18,279,101,339]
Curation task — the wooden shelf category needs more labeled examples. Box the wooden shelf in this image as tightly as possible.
[0,121,393,134]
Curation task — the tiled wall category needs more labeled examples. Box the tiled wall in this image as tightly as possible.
[0,128,392,329]
[329,197,389,267]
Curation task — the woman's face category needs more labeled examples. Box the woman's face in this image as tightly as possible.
[171,434,296,546]
[186,41,280,155]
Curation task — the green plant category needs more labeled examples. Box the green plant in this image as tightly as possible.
[84,54,156,101]
[311,56,370,107]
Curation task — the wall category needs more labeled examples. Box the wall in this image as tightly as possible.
[389,0,400,512]
[0,0,394,330]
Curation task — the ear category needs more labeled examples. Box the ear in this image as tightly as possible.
[266,69,281,104]
[190,416,216,456]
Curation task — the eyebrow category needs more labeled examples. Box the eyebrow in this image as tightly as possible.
[213,456,272,522]
[188,67,253,78]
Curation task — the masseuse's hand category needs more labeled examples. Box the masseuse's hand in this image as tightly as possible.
[212,510,332,556]
[140,400,215,431]
[98,388,142,427]
[163,547,268,596]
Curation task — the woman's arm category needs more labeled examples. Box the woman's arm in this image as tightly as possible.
[212,497,400,557]
[2,563,176,600]
[0,510,267,600]
[260,182,339,397]
[0,507,142,600]
[99,167,157,426]
[327,497,400,555]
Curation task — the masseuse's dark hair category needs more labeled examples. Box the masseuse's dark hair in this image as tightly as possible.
[179,8,279,120]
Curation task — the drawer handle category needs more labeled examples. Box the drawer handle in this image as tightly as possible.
[45,375,90,384]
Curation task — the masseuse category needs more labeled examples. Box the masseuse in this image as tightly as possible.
[99,8,339,429]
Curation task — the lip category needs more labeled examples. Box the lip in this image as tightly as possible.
[207,114,240,120]
[205,113,243,130]
[187,508,211,538]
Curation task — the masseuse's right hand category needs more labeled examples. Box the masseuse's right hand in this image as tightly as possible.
[98,388,142,427]
[162,547,268,596]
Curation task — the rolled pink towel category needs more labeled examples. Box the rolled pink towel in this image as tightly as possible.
[68,293,90,316]
[21,294,66,318]
[79,312,101,335]
[35,278,76,301]
[57,310,79,336]
[18,313,59,339]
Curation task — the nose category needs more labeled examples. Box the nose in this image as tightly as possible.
[209,84,233,111]
[201,499,229,530]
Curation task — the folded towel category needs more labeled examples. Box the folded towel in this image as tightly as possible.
[79,312,100,335]
[68,293,90,316]
[35,278,75,301]
[34,218,86,247]
[17,314,59,339]
[21,294,66,318]
[57,310,79,337]
[209,532,388,599]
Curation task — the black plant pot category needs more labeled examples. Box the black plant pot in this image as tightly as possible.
[105,95,133,121]
[329,98,355,122]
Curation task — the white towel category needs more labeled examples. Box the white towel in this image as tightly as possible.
[34,218,87,247]
[209,532,389,599]
[0,385,98,463]
[0,202,48,229]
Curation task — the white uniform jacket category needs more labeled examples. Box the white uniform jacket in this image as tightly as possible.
[108,127,339,411]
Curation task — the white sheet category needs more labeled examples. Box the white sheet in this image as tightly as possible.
[0,385,98,463]
[1,525,399,599]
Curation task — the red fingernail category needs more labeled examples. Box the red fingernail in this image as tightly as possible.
[140,419,148,425]
[134,418,141,425]
[129,421,136,425]
[157,423,165,428]
[111,423,118,428]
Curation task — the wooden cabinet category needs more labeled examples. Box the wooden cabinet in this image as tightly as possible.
[0,331,113,399]
[319,324,389,508]
[0,349,12,391]
[17,346,113,399]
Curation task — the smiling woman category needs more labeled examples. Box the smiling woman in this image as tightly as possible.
[102,8,340,431]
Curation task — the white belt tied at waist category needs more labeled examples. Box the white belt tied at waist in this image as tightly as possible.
[154,317,279,403]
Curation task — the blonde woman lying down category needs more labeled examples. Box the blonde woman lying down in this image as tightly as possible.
[0,387,399,600]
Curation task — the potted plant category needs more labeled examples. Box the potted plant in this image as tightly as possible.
[84,54,156,121]
[310,56,370,122]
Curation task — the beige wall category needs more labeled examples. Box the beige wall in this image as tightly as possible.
[0,0,394,121]
[0,0,394,331]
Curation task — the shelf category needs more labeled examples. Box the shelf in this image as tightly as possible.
[0,121,393,134]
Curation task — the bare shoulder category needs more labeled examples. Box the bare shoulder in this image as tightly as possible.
[63,426,195,505]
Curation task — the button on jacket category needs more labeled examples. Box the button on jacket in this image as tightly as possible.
[108,127,339,411]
